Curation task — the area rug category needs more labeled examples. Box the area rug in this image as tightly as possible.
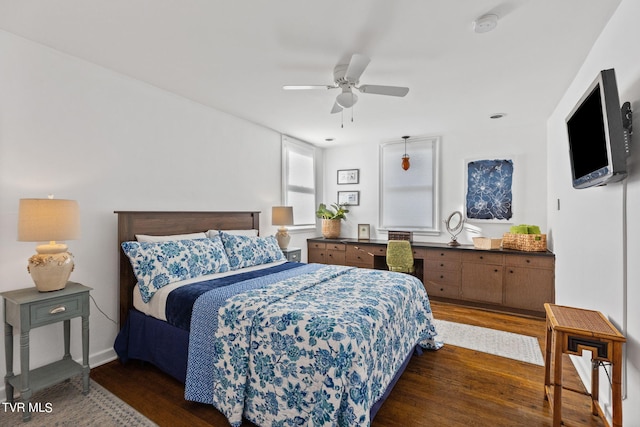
[2,376,158,427]
[434,319,545,366]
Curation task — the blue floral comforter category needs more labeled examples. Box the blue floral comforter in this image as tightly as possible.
[186,264,442,427]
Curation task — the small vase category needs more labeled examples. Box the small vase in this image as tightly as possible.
[321,219,341,239]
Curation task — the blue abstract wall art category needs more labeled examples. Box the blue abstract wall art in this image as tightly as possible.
[466,159,513,221]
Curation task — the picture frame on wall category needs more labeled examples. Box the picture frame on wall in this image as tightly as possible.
[337,169,359,184]
[357,224,370,240]
[464,158,514,222]
[338,190,360,206]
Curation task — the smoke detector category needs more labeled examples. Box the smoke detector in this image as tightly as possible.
[474,14,498,33]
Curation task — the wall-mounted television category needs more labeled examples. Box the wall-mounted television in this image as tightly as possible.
[566,68,632,189]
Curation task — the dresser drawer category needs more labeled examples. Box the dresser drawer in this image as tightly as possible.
[425,269,461,287]
[326,250,345,265]
[505,254,554,269]
[462,251,504,265]
[308,241,326,250]
[346,245,374,268]
[326,243,345,251]
[425,249,462,261]
[424,281,460,299]
[425,259,460,272]
[30,295,84,327]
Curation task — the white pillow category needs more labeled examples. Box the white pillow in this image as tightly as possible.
[136,232,207,242]
[206,229,259,239]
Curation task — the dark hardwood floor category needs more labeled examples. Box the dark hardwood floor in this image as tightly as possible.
[91,301,605,427]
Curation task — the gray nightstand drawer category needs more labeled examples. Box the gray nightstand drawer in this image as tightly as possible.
[30,295,83,327]
[282,248,301,262]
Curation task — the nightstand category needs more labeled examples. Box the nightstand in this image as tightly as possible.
[281,247,301,262]
[2,281,91,421]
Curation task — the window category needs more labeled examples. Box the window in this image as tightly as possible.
[379,136,440,234]
[282,135,317,227]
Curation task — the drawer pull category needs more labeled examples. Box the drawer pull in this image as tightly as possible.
[49,306,66,315]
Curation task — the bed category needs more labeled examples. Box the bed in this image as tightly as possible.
[114,211,441,427]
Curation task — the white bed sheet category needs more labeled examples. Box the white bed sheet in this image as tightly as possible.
[133,260,288,320]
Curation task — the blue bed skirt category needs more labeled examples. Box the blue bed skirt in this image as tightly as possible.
[114,308,419,420]
[115,309,190,383]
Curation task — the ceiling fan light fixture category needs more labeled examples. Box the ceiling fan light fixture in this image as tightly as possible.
[336,90,358,109]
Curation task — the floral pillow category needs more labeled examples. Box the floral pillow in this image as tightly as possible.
[121,236,231,303]
[219,232,285,270]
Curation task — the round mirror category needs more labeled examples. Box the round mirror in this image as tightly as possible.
[444,211,464,246]
[445,211,464,234]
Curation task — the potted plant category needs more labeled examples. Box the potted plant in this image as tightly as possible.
[316,203,349,239]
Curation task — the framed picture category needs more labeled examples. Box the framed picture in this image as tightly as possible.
[358,224,370,240]
[338,190,360,206]
[465,158,514,222]
[337,169,359,184]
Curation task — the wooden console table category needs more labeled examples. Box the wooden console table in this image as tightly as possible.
[543,303,626,427]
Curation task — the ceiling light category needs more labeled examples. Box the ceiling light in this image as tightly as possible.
[336,89,358,108]
[474,14,498,33]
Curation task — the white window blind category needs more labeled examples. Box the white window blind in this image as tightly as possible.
[379,136,440,233]
[282,136,316,227]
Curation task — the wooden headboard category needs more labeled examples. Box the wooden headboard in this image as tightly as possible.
[115,211,260,327]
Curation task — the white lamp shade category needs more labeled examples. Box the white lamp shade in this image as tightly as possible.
[272,206,294,226]
[18,199,80,242]
[336,90,358,108]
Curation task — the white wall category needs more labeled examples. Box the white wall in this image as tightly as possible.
[0,30,313,387]
[323,124,548,244]
[547,0,639,424]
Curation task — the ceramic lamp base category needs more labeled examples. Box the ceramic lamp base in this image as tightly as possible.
[28,251,74,292]
[276,227,290,249]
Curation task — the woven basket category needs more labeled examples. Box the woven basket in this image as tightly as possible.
[321,219,341,239]
[502,232,547,252]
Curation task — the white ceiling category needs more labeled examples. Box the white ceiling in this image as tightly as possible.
[0,0,621,147]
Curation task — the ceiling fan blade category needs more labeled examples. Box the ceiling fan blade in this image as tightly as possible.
[344,54,370,82]
[282,85,336,90]
[330,102,343,114]
[358,84,409,97]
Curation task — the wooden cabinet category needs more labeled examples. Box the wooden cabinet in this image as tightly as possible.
[308,241,326,264]
[307,238,555,316]
[461,252,504,304]
[346,244,375,268]
[423,249,461,299]
[504,254,555,311]
[325,242,346,265]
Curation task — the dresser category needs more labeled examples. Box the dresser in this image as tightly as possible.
[308,238,555,317]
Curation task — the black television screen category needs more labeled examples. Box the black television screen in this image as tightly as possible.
[566,69,630,189]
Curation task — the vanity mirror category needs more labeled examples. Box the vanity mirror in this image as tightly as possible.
[444,211,464,246]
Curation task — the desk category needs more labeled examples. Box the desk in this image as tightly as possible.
[543,303,626,427]
[308,237,555,316]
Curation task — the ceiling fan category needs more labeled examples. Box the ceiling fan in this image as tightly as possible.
[283,54,409,114]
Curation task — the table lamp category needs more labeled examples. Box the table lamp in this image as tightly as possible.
[18,197,80,292]
[272,206,294,249]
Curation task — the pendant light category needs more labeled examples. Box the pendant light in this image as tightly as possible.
[401,135,410,170]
